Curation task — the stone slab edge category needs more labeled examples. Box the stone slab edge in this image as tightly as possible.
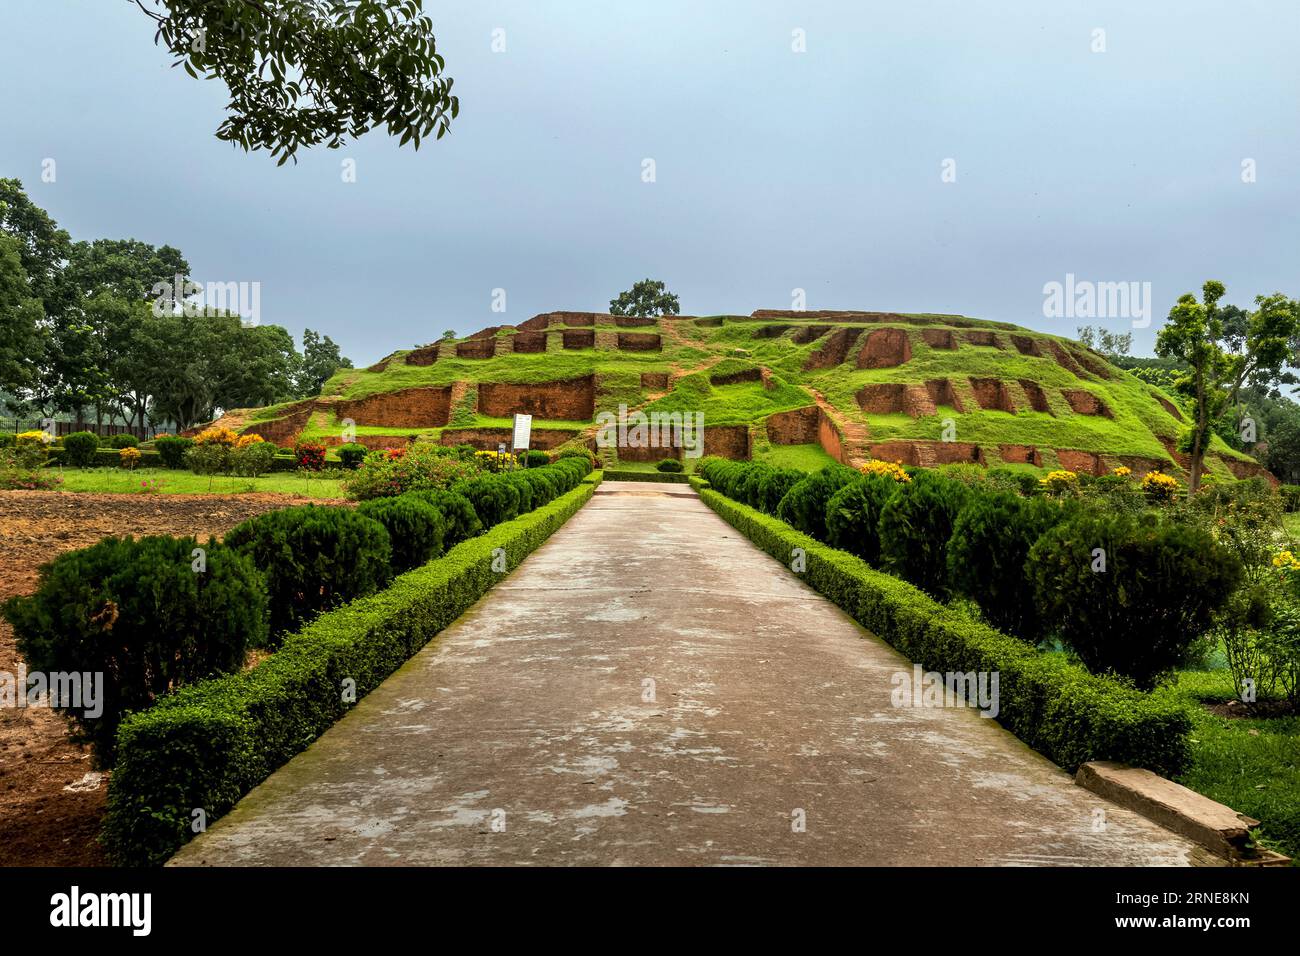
[1076,761,1290,866]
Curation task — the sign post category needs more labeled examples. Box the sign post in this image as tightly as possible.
[512,414,532,467]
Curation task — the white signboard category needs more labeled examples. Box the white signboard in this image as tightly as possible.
[512,413,532,451]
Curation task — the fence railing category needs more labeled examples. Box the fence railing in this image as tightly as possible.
[1,419,156,440]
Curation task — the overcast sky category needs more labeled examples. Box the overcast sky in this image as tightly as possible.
[1,1,1297,365]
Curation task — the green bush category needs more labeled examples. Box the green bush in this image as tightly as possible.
[756,467,805,515]
[775,464,858,541]
[825,474,902,564]
[1,536,265,766]
[1280,484,1300,514]
[453,474,521,529]
[62,431,100,467]
[877,470,973,597]
[656,458,683,473]
[405,489,482,546]
[224,505,392,640]
[0,433,13,449]
[947,491,1073,642]
[1028,511,1242,689]
[524,450,550,468]
[103,479,598,866]
[697,487,1195,778]
[357,496,447,572]
[108,434,140,449]
[184,442,229,476]
[337,443,368,469]
[154,435,193,469]
[230,440,277,477]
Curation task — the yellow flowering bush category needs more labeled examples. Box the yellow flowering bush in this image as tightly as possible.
[1141,470,1179,502]
[16,429,51,446]
[119,446,142,469]
[1111,466,1131,478]
[234,433,266,449]
[194,426,239,447]
[1272,550,1300,571]
[1039,469,1078,494]
[860,459,911,483]
[474,448,518,473]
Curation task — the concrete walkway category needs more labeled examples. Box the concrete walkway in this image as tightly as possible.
[171,481,1210,866]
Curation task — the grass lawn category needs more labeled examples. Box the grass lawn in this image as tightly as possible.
[1173,668,1300,860]
[757,443,840,471]
[1282,512,1300,541]
[47,467,349,498]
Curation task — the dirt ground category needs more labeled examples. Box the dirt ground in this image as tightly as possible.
[0,490,343,867]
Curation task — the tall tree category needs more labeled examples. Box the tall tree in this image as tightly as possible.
[1155,281,1299,492]
[65,238,189,302]
[609,279,680,318]
[0,235,44,396]
[133,0,459,163]
[295,328,353,397]
[0,178,73,316]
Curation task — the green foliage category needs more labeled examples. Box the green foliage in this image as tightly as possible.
[357,496,447,572]
[337,442,368,469]
[0,535,265,765]
[947,491,1073,642]
[698,488,1194,778]
[154,435,193,469]
[224,505,392,640]
[403,488,482,546]
[774,465,858,541]
[61,431,100,466]
[656,458,683,473]
[138,0,459,163]
[230,440,277,477]
[825,474,901,564]
[1028,512,1241,689]
[608,278,679,317]
[342,443,481,500]
[295,328,353,397]
[103,480,597,866]
[756,467,805,515]
[877,469,972,597]
[108,433,139,448]
[184,442,228,476]
[452,473,520,529]
[523,450,550,468]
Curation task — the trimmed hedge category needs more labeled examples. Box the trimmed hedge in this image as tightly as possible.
[104,477,600,866]
[602,469,690,483]
[696,487,1195,778]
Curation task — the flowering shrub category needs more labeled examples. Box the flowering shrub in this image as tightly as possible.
[1111,466,1132,478]
[1273,550,1300,571]
[16,429,51,447]
[1141,470,1179,502]
[343,443,482,500]
[0,463,61,490]
[294,441,327,471]
[1038,469,1079,494]
[138,477,164,494]
[231,439,277,477]
[234,433,265,449]
[194,426,239,447]
[474,449,518,473]
[118,446,142,469]
[860,459,911,483]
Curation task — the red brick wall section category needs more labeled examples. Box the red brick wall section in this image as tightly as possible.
[510,331,547,353]
[438,428,577,451]
[1153,393,1184,422]
[711,368,762,386]
[617,333,662,351]
[866,441,920,466]
[1046,341,1085,376]
[1056,449,1103,476]
[562,329,595,349]
[766,406,820,445]
[334,386,453,429]
[1061,389,1112,417]
[817,409,846,463]
[614,315,657,327]
[803,328,862,370]
[921,329,956,350]
[964,330,1002,348]
[702,425,751,460]
[455,338,497,359]
[1217,455,1280,485]
[856,328,912,369]
[753,324,792,338]
[405,344,440,366]
[477,376,596,420]
[926,378,965,412]
[998,444,1042,466]
[791,325,831,344]
[1010,335,1040,357]
[516,314,552,332]
[241,403,314,447]
[969,378,1017,413]
[855,384,934,417]
[641,372,670,390]
[1018,380,1052,414]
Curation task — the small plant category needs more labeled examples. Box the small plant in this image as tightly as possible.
[357,496,448,572]
[1111,465,1132,478]
[16,429,50,447]
[138,477,164,494]
[859,459,911,483]
[294,441,327,471]
[1142,469,1180,502]
[109,434,140,449]
[230,436,277,477]
[656,458,683,473]
[474,448,518,473]
[154,435,194,469]
[118,446,142,469]
[1038,469,1079,495]
[62,431,100,467]
[524,450,551,468]
[337,442,368,469]
[343,443,482,500]
[193,426,239,447]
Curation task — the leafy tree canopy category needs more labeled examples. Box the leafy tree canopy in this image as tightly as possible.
[134,0,459,163]
[609,279,680,317]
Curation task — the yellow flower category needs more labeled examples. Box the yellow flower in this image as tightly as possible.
[194,426,239,447]
[235,433,266,448]
[1112,466,1131,478]
[1039,469,1078,492]
[860,459,911,483]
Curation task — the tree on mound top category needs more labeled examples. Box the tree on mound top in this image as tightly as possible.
[1155,280,1299,492]
[609,279,680,317]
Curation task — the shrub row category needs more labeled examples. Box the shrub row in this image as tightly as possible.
[698,458,1241,690]
[693,485,1195,777]
[103,478,600,866]
[602,469,692,484]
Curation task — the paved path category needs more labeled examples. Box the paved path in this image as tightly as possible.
[172,481,1209,866]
